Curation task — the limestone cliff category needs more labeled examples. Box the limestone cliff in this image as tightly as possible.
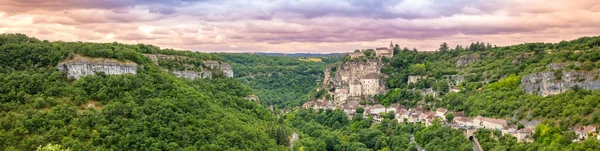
[456,54,481,67]
[521,68,600,96]
[328,59,387,106]
[57,55,138,79]
[143,54,233,79]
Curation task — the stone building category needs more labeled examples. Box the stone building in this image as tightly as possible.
[349,51,364,59]
[361,73,380,96]
[375,42,394,58]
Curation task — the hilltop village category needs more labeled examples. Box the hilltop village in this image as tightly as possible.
[302,42,600,143]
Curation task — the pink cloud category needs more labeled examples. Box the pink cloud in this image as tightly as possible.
[0,0,599,53]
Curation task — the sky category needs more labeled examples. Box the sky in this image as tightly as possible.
[1,0,599,53]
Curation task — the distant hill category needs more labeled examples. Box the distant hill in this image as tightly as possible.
[250,52,345,57]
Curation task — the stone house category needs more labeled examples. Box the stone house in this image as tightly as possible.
[502,125,518,135]
[369,104,386,115]
[349,52,364,59]
[361,73,380,95]
[349,80,363,96]
[482,117,508,130]
[396,109,408,123]
[436,108,448,119]
[454,117,474,127]
[420,112,436,126]
[473,116,484,128]
[514,128,533,142]
[576,125,596,140]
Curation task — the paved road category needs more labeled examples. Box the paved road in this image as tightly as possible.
[410,134,425,151]
[471,137,483,151]
[290,132,299,148]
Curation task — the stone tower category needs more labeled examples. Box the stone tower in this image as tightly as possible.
[389,41,394,53]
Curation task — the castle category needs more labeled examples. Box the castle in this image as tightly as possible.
[349,42,395,59]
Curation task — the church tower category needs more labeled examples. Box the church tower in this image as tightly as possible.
[389,41,394,50]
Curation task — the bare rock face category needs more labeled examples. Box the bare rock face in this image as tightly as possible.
[57,55,138,79]
[456,54,481,67]
[445,75,465,87]
[143,54,233,79]
[408,75,426,84]
[521,70,600,96]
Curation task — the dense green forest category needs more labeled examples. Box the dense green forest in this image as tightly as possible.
[379,36,600,123]
[286,109,472,151]
[0,34,289,150]
[4,33,600,150]
[216,53,339,109]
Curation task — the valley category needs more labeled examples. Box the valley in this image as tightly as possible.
[2,33,600,150]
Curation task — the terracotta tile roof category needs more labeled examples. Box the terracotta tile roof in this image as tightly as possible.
[436,108,448,113]
[482,117,507,125]
[371,104,384,109]
[577,125,596,133]
[454,117,473,122]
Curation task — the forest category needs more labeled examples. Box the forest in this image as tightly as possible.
[215,53,339,109]
[0,33,289,150]
[3,33,600,150]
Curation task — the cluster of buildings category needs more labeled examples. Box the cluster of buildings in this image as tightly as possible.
[349,42,395,59]
[303,100,537,142]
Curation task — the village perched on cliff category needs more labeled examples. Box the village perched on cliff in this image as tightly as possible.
[301,42,600,143]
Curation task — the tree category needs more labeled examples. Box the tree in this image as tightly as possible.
[356,108,365,114]
[409,64,426,75]
[439,42,449,52]
[445,113,454,123]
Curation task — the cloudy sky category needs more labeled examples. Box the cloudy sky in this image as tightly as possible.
[1,0,599,53]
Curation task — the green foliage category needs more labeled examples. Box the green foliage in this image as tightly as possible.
[414,119,472,151]
[288,109,430,151]
[408,64,426,75]
[215,53,332,108]
[485,74,521,90]
[0,34,287,150]
[445,113,454,123]
[36,143,70,151]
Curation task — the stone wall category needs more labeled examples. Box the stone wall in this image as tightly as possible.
[57,55,138,79]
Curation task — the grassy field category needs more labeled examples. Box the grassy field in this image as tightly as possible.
[298,57,323,62]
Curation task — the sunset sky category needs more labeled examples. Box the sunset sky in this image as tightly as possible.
[1,0,599,53]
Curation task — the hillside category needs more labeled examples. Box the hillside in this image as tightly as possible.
[0,34,289,150]
[297,36,600,150]
[215,53,340,109]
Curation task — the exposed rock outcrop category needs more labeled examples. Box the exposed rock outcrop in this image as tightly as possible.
[143,54,233,79]
[445,75,465,87]
[408,75,427,84]
[521,70,600,96]
[456,54,481,67]
[57,55,138,79]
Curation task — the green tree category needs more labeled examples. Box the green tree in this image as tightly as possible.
[445,113,454,123]
[409,64,426,75]
[439,42,449,52]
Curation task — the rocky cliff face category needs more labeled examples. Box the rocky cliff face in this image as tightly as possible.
[57,55,138,79]
[143,54,233,79]
[521,70,600,96]
[456,54,481,67]
[328,59,387,106]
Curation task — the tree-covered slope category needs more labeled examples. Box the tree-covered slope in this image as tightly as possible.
[215,53,339,109]
[0,34,288,150]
